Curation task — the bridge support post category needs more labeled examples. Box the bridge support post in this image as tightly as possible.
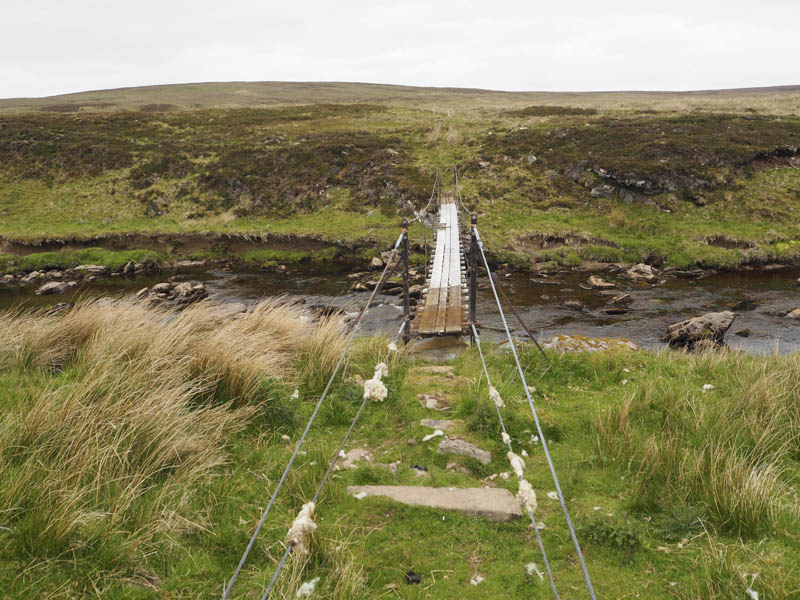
[401,218,411,343]
[469,212,478,343]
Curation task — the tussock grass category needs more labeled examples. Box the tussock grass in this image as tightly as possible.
[596,349,800,536]
[0,297,348,591]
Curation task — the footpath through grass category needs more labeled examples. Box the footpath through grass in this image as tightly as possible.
[0,299,798,598]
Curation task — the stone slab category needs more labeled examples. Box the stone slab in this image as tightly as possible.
[437,437,492,465]
[346,485,522,521]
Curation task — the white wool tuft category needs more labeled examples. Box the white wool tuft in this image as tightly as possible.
[547,491,558,501]
[489,385,505,407]
[387,341,398,353]
[746,589,759,600]
[507,451,526,477]
[291,389,300,399]
[525,562,544,582]
[374,362,389,379]
[517,479,538,513]
[363,377,388,402]
[287,502,317,554]
[422,429,444,442]
[501,432,511,445]
[296,577,320,597]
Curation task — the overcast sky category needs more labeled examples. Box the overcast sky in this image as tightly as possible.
[2,0,799,98]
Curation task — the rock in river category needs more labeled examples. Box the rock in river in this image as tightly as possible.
[624,263,657,283]
[36,281,77,295]
[588,275,615,289]
[663,311,735,349]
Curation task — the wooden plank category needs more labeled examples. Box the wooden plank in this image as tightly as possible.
[416,288,440,333]
[416,198,464,336]
[444,285,462,334]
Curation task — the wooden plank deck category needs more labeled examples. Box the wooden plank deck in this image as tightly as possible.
[414,195,464,336]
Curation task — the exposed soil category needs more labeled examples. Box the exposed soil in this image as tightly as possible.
[0,231,361,257]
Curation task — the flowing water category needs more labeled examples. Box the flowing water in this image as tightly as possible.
[2,264,799,354]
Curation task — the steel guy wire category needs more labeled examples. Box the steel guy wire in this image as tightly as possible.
[473,226,597,600]
[260,320,407,599]
[222,231,406,600]
[471,323,560,599]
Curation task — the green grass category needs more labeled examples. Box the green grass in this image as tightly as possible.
[0,247,164,273]
[1,298,798,598]
[3,95,800,271]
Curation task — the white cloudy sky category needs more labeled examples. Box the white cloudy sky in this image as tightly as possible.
[2,0,799,98]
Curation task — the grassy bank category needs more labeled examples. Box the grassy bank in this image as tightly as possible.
[0,300,797,598]
[2,84,800,270]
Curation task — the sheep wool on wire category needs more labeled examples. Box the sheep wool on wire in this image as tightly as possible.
[287,502,317,554]
[507,451,526,478]
[489,385,505,407]
[517,478,538,514]
[363,362,389,401]
[501,432,511,445]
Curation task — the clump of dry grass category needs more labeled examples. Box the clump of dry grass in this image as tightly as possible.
[596,349,800,536]
[0,297,348,571]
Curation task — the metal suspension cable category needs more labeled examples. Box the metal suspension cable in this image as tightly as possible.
[222,232,406,600]
[471,323,560,599]
[260,320,408,599]
[473,226,597,600]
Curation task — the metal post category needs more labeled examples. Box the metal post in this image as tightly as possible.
[401,218,411,343]
[469,212,478,342]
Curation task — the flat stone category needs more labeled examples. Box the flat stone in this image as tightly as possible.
[339,448,372,469]
[346,485,522,522]
[785,309,800,320]
[417,393,451,411]
[437,437,492,465]
[412,365,455,375]
[420,418,457,431]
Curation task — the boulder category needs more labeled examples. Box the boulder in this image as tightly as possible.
[1,274,16,285]
[408,284,424,299]
[35,281,77,295]
[785,309,800,320]
[151,282,174,296]
[587,275,615,289]
[19,271,43,285]
[369,257,384,270]
[172,282,208,304]
[147,281,207,304]
[625,263,657,283]
[437,437,492,465]
[663,311,736,349]
[123,261,135,274]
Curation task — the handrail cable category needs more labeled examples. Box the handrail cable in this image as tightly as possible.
[221,231,406,600]
[471,323,560,599]
[473,226,597,600]
[260,320,408,599]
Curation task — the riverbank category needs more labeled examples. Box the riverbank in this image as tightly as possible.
[0,299,798,598]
